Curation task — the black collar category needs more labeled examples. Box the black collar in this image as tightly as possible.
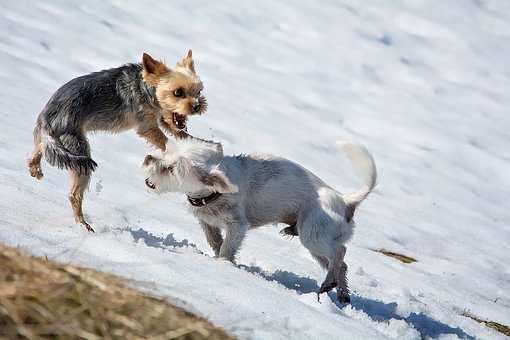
[187,192,222,207]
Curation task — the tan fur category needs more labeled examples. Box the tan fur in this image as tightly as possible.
[136,104,170,148]
[142,53,170,86]
[142,51,206,140]
[156,72,203,113]
[69,170,92,232]
[175,49,195,73]
[138,127,168,151]
[281,213,297,226]
[28,143,44,180]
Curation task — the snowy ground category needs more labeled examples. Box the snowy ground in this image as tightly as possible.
[1,1,510,339]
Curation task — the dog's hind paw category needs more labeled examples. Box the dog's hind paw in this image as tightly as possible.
[279,225,298,238]
[81,222,95,233]
[337,290,351,304]
[317,280,337,302]
[29,166,44,180]
[319,281,337,295]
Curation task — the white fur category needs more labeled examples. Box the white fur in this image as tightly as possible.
[337,140,377,206]
[144,137,377,302]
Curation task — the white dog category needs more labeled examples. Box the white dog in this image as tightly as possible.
[143,137,377,303]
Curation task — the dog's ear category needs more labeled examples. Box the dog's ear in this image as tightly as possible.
[142,53,167,74]
[201,168,238,193]
[142,53,169,85]
[176,49,195,73]
[142,154,157,167]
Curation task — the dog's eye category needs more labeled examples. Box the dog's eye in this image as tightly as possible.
[197,90,202,97]
[162,165,174,174]
[173,88,184,98]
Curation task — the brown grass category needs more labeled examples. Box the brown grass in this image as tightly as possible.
[373,249,417,264]
[462,312,510,337]
[0,244,233,339]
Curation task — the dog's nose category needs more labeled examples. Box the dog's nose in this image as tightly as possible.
[145,178,156,189]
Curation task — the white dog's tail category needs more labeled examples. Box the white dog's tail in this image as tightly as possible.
[337,140,377,220]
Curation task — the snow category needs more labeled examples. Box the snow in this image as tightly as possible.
[1,1,509,339]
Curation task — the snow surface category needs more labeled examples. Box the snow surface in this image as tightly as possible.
[1,1,510,339]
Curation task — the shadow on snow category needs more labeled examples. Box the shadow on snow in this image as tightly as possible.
[344,295,475,340]
[119,226,202,254]
[121,227,474,339]
[245,263,474,340]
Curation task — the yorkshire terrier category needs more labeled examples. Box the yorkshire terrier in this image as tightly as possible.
[27,50,207,232]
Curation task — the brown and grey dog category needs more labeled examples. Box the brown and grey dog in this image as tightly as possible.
[28,50,207,232]
[143,137,377,303]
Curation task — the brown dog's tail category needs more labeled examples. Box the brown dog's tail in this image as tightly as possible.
[43,132,97,175]
[337,140,377,221]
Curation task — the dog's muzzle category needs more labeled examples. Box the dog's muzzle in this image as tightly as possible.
[145,178,156,189]
[172,112,187,130]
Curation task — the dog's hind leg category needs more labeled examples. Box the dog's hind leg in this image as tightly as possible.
[69,170,93,232]
[28,147,43,179]
[318,245,350,303]
[61,132,94,232]
[318,266,337,299]
[311,252,329,270]
[200,221,223,257]
[317,245,350,303]
[28,124,44,179]
[333,246,350,303]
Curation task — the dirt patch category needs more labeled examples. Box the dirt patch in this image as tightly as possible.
[374,249,417,264]
[462,312,510,337]
[0,244,233,339]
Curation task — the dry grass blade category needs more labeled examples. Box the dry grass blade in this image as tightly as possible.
[0,244,234,339]
[373,249,417,264]
[462,312,510,337]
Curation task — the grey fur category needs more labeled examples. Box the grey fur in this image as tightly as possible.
[144,138,377,303]
[28,52,205,232]
[34,63,157,174]
[44,133,97,175]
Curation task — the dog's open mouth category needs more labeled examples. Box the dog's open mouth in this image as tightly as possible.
[172,112,187,130]
[145,178,156,190]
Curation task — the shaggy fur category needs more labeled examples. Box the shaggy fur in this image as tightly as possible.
[144,138,377,303]
[28,51,207,232]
